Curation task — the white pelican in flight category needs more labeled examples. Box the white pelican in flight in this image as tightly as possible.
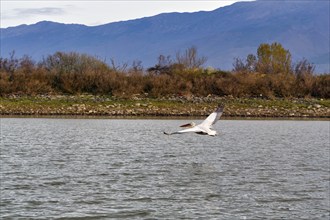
[164,104,224,136]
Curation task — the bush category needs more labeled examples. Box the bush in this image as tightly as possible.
[0,49,328,99]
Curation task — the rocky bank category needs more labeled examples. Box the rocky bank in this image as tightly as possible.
[0,95,329,118]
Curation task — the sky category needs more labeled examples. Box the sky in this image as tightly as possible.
[0,0,250,28]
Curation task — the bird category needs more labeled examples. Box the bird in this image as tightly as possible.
[164,104,224,136]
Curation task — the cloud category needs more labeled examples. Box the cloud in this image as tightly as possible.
[14,7,65,17]
[1,6,66,22]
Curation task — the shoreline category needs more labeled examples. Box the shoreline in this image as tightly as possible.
[0,95,329,120]
[1,115,329,121]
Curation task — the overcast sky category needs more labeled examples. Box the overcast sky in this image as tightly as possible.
[1,0,251,28]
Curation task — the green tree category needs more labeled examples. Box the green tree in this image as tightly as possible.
[256,42,292,74]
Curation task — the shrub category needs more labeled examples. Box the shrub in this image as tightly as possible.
[0,48,328,99]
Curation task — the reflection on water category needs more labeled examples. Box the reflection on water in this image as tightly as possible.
[0,118,329,219]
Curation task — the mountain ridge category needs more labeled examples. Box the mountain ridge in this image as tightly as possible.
[1,0,329,73]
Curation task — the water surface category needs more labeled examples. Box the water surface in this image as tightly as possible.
[0,118,329,219]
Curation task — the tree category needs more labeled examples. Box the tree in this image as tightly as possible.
[294,58,315,97]
[148,47,207,75]
[256,42,292,74]
[246,54,257,72]
[175,46,207,70]
[232,57,246,72]
[0,51,19,75]
[147,55,173,75]
[294,58,315,77]
[233,54,257,73]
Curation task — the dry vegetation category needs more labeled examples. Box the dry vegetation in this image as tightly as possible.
[0,43,329,99]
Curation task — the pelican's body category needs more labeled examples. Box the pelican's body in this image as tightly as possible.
[164,104,224,136]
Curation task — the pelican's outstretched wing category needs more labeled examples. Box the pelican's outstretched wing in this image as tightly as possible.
[200,104,224,128]
[180,122,196,128]
[164,126,204,135]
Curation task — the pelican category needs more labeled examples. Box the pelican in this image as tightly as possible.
[164,104,224,136]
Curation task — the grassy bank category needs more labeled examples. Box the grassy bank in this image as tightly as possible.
[0,95,329,119]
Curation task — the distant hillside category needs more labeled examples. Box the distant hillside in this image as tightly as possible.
[1,0,329,73]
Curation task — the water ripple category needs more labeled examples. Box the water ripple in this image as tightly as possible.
[0,119,329,219]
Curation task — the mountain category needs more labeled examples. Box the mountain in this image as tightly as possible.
[1,0,329,73]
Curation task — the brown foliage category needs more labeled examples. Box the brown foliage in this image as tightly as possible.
[311,75,330,98]
[0,51,329,99]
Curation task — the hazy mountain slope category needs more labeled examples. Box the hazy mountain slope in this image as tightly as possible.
[1,0,329,72]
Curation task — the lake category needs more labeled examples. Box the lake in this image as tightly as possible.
[0,118,329,219]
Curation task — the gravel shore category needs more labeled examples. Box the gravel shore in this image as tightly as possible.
[0,95,329,119]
